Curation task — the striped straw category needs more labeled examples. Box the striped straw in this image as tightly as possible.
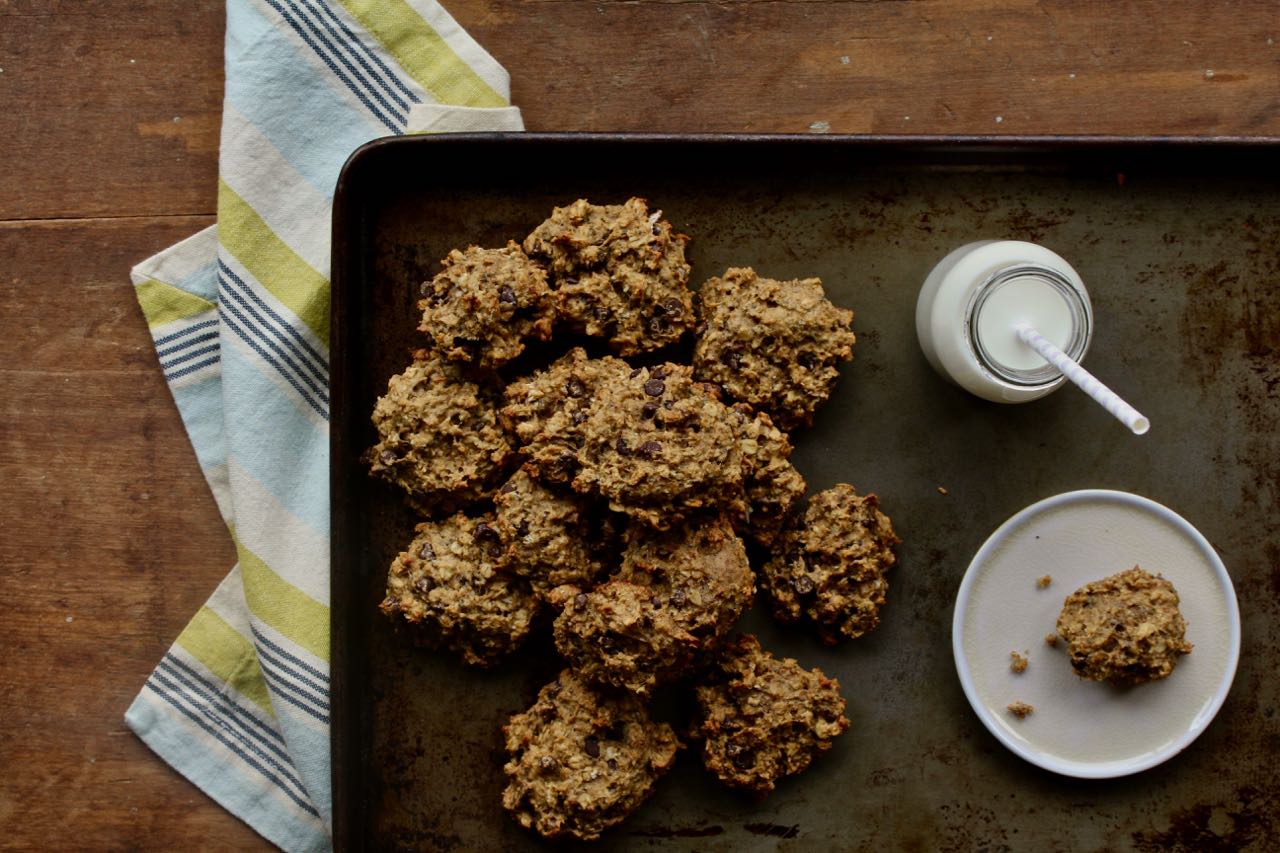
[1015,321,1150,435]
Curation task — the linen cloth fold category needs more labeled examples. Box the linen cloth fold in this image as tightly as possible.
[125,2,523,849]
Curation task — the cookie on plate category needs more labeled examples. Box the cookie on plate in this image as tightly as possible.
[693,266,855,430]
[524,198,694,355]
[694,633,849,797]
[417,242,554,369]
[379,513,539,667]
[1056,565,1193,685]
[492,468,618,601]
[502,671,680,841]
[552,515,753,696]
[761,484,900,644]
[365,353,512,513]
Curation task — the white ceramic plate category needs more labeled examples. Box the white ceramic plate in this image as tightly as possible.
[952,489,1240,778]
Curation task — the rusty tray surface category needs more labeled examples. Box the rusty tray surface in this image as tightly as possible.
[331,135,1280,851]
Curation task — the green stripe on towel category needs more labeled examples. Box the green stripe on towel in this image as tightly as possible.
[176,606,276,716]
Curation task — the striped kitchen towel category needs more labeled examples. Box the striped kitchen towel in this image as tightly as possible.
[125,2,522,850]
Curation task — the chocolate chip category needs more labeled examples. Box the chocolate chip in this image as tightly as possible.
[548,680,562,696]
[413,577,433,594]
[615,437,630,456]
[630,367,643,379]
[662,400,674,410]
[538,755,557,771]
[593,306,611,321]
[650,366,668,380]
[797,351,816,369]
[584,737,600,758]
[500,481,518,494]
[474,522,502,556]
[565,378,586,398]
[514,521,529,537]
[636,440,663,460]
[661,297,683,318]
[651,222,662,236]
[793,576,815,595]
[379,449,399,466]
[643,379,666,397]
[574,593,588,609]
[731,748,756,771]
[571,410,589,425]
[670,590,687,607]
[499,285,516,304]
[641,402,658,420]
[419,542,436,560]
[539,704,558,721]
[648,316,670,335]
[607,758,618,771]
[721,350,742,371]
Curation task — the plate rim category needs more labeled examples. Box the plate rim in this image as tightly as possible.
[950,488,1242,779]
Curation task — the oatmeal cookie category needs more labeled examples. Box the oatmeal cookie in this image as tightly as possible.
[762,484,900,644]
[492,468,618,600]
[365,354,512,513]
[694,634,849,797]
[417,242,554,369]
[523,198,694,355]
[502,671,679,841]
[552,515,753,695]
[731,403,806,547]
[379,513,539,667]
[499,348,633,482]
[694,266,855,430]
[569,362,748,529]
[1056,565,1193,685]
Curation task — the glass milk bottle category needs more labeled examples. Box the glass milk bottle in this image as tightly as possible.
[916,240,1093,403]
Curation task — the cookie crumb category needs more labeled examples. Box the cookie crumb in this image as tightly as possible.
[1037,575,1052,589]
[1007,701,1034,719]
[936,486,948,495]
[1044,633,1058,648]
[1009,651,1029,673]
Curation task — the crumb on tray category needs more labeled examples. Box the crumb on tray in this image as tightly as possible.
[1009,651,1029,673]
[1037,575,1052,589]
[1045,633,1058,648]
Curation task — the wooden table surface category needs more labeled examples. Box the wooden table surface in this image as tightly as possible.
[1,2,1276,849]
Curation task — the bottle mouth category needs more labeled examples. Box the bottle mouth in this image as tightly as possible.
[966,264,1092,387]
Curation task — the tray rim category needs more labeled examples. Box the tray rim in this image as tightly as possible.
[329,132,1279,851]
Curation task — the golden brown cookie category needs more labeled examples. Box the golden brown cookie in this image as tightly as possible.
[417,242,554,369]
[762,484,900,644]
[524,198,694,355]
[380,513,539,667]
[1056,565,1193,685]
[694,267,855,430]
[694,634,849,797]
[501,671,679,841]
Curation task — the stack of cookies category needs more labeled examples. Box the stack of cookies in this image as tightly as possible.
[367,198,901,841]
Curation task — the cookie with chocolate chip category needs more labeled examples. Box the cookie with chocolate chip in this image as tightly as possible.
[502,671,680,841]
[365,353,513,513]
[552,515,753,695]
[380,513,539,667]
[730,403,807,548]
[695,633,849,797]
[417,242,554,369]
[761,484,900,644]
[694,266,855,430]
[492,468,618,601]
[523,198,694,355]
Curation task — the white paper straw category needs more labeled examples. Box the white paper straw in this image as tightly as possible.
[1014,321,1150,435]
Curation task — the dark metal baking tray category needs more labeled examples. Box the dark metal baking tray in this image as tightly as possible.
[332,134,1280,851]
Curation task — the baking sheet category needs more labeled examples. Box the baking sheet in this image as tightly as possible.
[331,135,1280,851]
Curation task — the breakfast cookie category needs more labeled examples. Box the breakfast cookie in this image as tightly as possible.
[417,242,554,369]
[693,266,856,430]
[1056,565,1193,685]
[762,484,901,644]
[379,513,539,667]
[552,515,754,696]
[365,353,513,513]
[569,362,749,529]
[731,403,806,547]
[523,198,694,355]
[502,671,680,841]
[492,468,618,600]
[499,348,634,483]
[694,633,849,797]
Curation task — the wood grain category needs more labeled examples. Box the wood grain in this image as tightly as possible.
[0,0,1276,850]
